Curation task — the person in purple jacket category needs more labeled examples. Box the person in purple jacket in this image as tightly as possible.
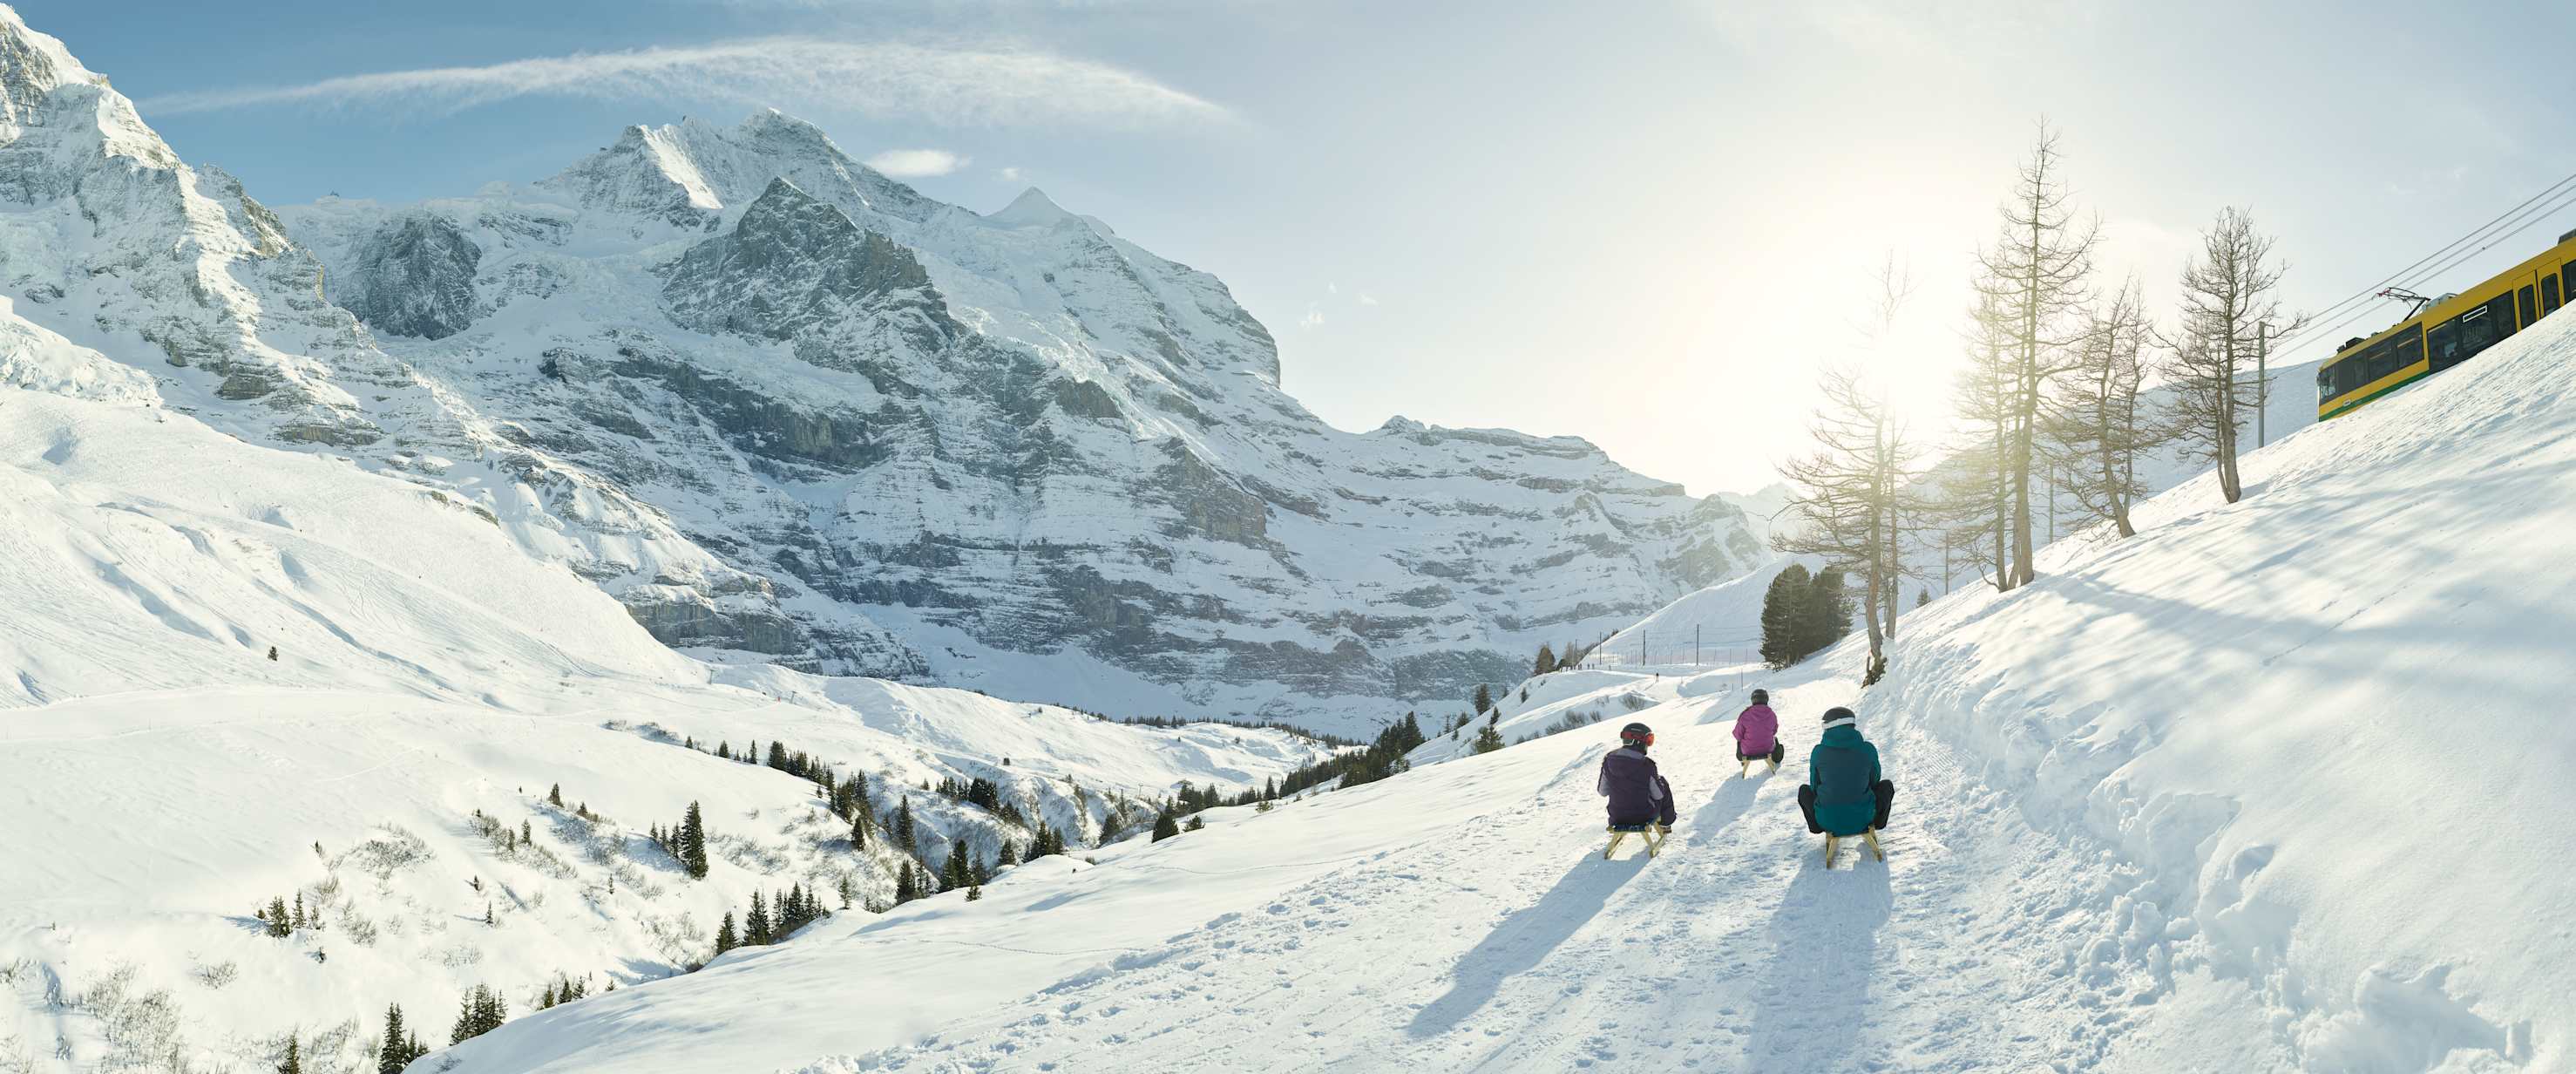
[1734,689,1784,776]
[1597,723,1676,833]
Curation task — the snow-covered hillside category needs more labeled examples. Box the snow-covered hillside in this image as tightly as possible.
[424,281,2576,1072]
[0,381,1336,1072]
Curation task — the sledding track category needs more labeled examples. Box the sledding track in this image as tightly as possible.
[824,670,2294,1073]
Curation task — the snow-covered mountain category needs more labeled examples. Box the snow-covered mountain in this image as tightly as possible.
[421,258,2576,1074]
[0,5,1762,734]
[266,117,1762,731]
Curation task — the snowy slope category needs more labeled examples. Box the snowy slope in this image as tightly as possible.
[0,387,1332,1072]
[431,296,2576,1073]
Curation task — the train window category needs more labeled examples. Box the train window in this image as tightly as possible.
[2393,323,2423,370]
[2518,286,2538,327]
[2316,366,2335,398]
[2546,274,2564,316]
[2429,318,2463,370]
[2366,339,2400,383]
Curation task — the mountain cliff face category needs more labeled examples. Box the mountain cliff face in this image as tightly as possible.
[0,6,1761,730]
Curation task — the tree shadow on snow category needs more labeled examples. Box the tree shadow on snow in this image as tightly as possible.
[1405,850,1649,1039]
[1739,853,1894,1071]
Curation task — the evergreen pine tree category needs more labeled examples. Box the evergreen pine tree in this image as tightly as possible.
[1151,809,1181,842]
[547,784,563,807]
[1185,815,1206,833]
[850,809,867,849]
[680,801,709,879]
[450,995,474,1045]
[1472,684,1494,713]
[894,798,917,853]
[520,819,532,845]
[946,839,973,889]
[1532,643,1558,676]
[966,885,983,902]
[378,1004,409,1074]
[1803,567,1853,656]
[292,893,306,929]
[1758,563,1814,669]
[746,891,772,945]
[1473,724,1507,754]
[278,1032,302,1074]
[998,839,1020,867]
[714,911,738,955]
[267,896,292,937]
[895,864,918,903]
[472,985,505,1037]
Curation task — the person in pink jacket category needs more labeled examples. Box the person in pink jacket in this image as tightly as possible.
[1734,689,1783,776]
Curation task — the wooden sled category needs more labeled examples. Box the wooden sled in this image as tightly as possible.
[1604,823,1669,860]
[1822,828,1883,868]
[1738,757,1780,778]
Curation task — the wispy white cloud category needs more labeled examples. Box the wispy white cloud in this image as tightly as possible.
[1357,291,1379,306]
[1298,304,1325,330]
[864,148,970,177]
[996,166,1025,182]
[138,38,1230,130]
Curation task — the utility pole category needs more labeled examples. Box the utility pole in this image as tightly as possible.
[2256,321,2269,448]
[1694,625,1700,667]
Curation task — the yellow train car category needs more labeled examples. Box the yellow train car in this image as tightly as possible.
[2317,228,2576,420]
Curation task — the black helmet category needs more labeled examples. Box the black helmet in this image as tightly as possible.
[1821,706,1856,725]
[1618,722,1654,748]
[1750,689,1768,704]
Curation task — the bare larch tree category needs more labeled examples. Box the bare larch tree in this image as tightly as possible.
[2044,277,2167,538]
[2162,207,2309,504]
[1777,365,1921,685]
[1971,122,2098,588]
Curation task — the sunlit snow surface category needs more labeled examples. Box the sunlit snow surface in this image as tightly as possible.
[429,315,2575,1072]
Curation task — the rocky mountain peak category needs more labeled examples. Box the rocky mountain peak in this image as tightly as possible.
[662,176,953,348]
[0,4,99,114]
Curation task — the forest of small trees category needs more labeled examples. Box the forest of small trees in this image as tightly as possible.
[1779,121,2308,686]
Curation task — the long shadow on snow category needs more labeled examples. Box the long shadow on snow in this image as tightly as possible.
[1689,767,1767,838]
[1739,853,1893,1072]
[1405,850,1649,1039]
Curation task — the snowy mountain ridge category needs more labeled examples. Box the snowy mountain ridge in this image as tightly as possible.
[0,0,1766,731]
[267,105,1765,733]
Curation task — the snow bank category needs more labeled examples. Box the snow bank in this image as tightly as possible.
[1866,315,2576,1069]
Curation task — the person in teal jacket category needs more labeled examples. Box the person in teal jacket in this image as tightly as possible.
[1797,706,1894,836]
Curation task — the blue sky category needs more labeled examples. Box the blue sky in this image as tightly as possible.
[21,0,2576,493]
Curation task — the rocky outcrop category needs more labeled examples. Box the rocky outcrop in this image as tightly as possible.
[662,178,952,350]
[337,214,481,339]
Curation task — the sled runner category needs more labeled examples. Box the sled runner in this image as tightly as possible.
[1821,828,1882,867]
[1604,822,1668,860]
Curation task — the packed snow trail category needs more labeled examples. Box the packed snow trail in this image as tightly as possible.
[817,670,2278,1073]
[436,665,2283,1073]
